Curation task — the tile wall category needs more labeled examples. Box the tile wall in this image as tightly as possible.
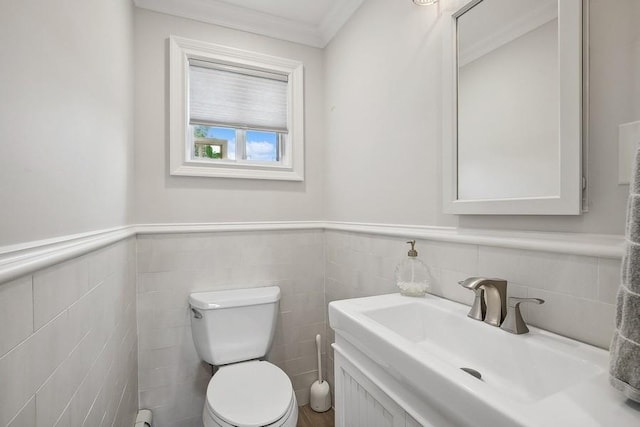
[9,227,609,427]
[324,230,621,401]
[136,230,325,427]
[0,238,138,427]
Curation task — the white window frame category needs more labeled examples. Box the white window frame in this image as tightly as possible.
[169,36,305,181]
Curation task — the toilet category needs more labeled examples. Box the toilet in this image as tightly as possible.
[189,286,298,427]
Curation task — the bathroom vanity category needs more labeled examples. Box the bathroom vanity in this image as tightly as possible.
[329,294,640,427]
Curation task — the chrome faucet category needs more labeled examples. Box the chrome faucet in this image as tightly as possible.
[458,277,507,327]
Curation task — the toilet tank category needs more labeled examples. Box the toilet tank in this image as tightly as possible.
[189,286,280,365]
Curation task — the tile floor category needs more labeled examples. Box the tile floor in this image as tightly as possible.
[297,405,335,427]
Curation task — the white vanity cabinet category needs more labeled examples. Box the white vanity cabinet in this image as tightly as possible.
[333,337,457,427]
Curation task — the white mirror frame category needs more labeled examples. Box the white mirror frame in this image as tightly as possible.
[442,0,585,215]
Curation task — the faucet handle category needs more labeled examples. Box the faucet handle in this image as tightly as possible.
[509,297,544,306]
[500,297,544,334]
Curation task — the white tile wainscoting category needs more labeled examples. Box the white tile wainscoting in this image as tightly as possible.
[323,229,623,405]
[0,222,625,427]
[0,238,138,427]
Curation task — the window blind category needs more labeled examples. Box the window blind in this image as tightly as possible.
[189,61,289,132]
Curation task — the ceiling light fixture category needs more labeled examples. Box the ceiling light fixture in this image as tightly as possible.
[413,0,438,5]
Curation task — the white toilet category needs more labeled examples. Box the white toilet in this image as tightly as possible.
[189,286,298,427]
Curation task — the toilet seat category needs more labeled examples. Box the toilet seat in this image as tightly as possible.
[205,361,295,427]
[205,395,297,427]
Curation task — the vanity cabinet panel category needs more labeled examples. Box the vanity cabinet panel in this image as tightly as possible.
[335,351,405,427]
[340,369,399,427]
[334,344,449,427]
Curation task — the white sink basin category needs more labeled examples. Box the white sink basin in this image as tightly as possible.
[329,293,640,427]
[364,300,600,403]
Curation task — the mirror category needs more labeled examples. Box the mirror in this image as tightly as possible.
[458,0,559,200]
[442,0,584,215]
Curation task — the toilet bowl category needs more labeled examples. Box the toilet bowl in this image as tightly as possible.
[189,287,298,427]
[203,361,298,427]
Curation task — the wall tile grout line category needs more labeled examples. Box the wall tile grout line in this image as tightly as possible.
[0,302,68,363]
[30,275,35,337]
[5,396,35,427]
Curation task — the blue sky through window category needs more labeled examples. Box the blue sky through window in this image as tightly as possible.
[203,126,277,162]
[246,130,277,161]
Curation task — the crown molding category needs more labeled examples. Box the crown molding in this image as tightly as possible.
[134,0,364,48]
[318,0,365,46]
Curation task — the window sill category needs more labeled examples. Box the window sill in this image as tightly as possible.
[170,163,303,181]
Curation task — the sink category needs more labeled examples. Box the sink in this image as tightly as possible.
[329,293,640,427]
[363,300,601,403]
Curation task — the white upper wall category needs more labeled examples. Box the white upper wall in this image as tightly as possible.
[0,0,135,247]
[2,0,638,247]
[324,0,455,228]
[324,0,640,235]
[134,8,325,225]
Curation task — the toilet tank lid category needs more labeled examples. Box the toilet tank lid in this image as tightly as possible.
[189,286,281,310]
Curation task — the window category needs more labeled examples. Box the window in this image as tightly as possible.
[191,125,283,162]
[169,36,304,180]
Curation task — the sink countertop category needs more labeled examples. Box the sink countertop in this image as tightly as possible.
[329,293,640,427]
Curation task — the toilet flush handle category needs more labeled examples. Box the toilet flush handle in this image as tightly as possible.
[191,308,202,319]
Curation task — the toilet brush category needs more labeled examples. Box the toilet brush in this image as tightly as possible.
[310,334,331,412]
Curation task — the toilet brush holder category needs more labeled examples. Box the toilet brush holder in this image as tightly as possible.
[310,334,331,412]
